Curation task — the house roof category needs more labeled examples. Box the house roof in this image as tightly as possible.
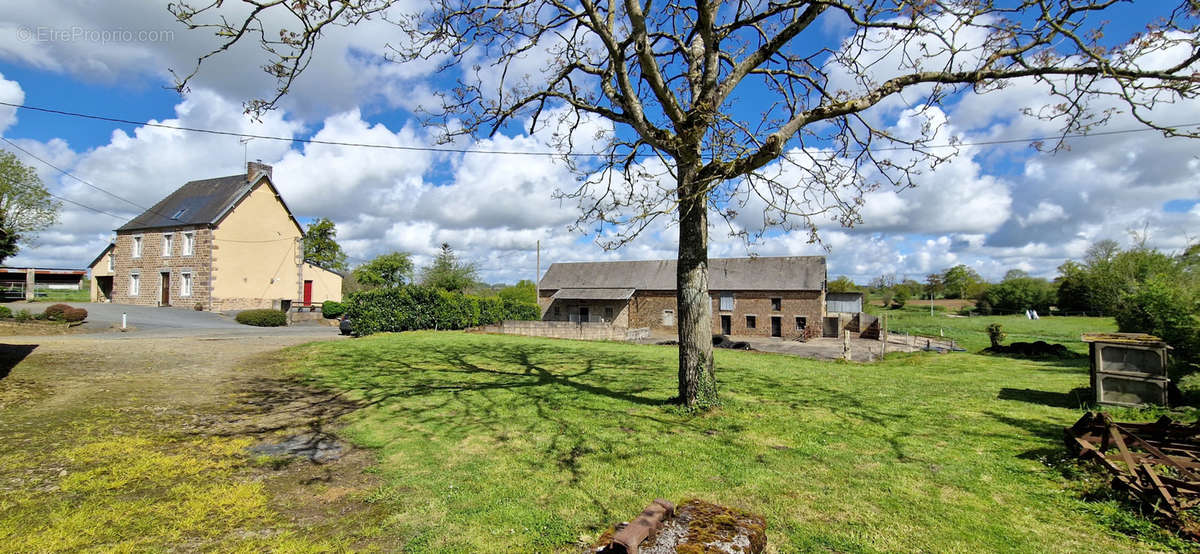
[87,242,115,270]
[115,173,303,235]
[552,288,636,301]
[303,260,348,278]
[117,174,251,231]
[539,256,826,292]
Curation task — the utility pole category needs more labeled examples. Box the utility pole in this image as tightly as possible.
[535,239,541,310]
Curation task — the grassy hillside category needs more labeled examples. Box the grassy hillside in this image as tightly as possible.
[865,303,1118,353]
[282,331,1193,552]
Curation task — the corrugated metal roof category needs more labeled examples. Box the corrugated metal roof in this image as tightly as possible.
[117,174,252,231]
[552,288,636,300]
[539,256,826,291]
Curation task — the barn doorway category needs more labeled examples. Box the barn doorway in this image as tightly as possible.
[96,276,113,301]
[823,316,839,337]
[303,280,313,306]
[720,315,731,335]
[579,307,590,323]
[770,316,782,337]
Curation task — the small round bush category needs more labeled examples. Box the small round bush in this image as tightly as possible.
[62,307,88,323]
[235,309,288,327]
[321,301,346,319]
[0,305,12,318]
[43,303,73,321]
[14,309,31,322]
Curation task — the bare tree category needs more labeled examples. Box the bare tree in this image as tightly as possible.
[170,0,1200,408]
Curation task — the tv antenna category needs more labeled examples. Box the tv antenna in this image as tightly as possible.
[239,137,255,165]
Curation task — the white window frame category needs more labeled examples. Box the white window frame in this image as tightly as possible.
[132,235,143,258]
[107,253,113,272]
[180,271,193,297]
[162,233,173,257]
[129,272,140,296]
[719,292,734,311]
[182,232,194,256]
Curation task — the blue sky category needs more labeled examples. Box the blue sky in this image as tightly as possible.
[0,1,1196,284]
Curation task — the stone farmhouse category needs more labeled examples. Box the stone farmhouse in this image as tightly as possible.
[537,256,829,338]
[88,162,342,311]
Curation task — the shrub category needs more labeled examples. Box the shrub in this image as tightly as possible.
[0,305,11,318]
[235,309,288,327]
[986,323,1006,348]
[321,301,346,319]
[194,303,204,311]
[891,290,909,309]
[13,309,30,322]
[43,303,73,321]
[62,307,87,323]
[345,285,540,336]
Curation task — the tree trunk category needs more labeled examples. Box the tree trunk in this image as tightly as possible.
[676,164,717,408]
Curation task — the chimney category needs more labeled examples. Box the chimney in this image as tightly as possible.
[247,160,272,181]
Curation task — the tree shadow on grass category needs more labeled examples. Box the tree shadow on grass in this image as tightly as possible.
[232,337,719,527]
[0,344,37,381]
[997,387,1092,410]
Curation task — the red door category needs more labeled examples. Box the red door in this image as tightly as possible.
[303,280,313,306]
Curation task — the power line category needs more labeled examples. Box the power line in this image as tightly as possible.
[0,136,183,224]
[0,173,126,220]
[2,100,1196,158]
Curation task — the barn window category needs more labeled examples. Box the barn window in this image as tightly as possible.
[181,272,193,297]
[183,232,195,256]
[771,298,781,311]
[796,317,807,330]
[162,233,173,257]
[746,315,756,329]
[661,309,675,326]
[719,292,734,311]
[553,306,561,318]
[129,272,140,296]
[604,307,614,321]
[132,235,142,258]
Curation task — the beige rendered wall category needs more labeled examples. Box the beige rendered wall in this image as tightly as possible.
[211,181,303,310]
[89,248,113,302]
[301,263,343,303]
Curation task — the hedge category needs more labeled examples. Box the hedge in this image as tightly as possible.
[235,309,288,327]
[62,307,88,323]
[0,306,11,318]
[345,285,540,336]
[43,304,73,321]
[321,301,347,319]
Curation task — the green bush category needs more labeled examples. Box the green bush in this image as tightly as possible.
[62,307,87,323]
[891,290,908,309]
[321,301,347,319]
[1113,275,1198,369]
[235,309,288,327]
[13,309,30,322]
[986,323,1006,348]
[0,305,11,318]
[43,303,73,321]
[345,285,540,336]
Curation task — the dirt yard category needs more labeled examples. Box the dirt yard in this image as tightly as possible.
[0,333,396,550]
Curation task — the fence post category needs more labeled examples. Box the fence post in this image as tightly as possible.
[843,330,851,361]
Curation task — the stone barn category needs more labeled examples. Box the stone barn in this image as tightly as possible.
[537,256,827,338]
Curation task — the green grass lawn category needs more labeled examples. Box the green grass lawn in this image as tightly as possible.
[28,289,90,302]
[865,303,1118,353]
[282,331,1196,552]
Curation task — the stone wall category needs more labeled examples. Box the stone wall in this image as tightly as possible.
[628,289,825,338]
[469,320,644,341]
[110,228,213,309]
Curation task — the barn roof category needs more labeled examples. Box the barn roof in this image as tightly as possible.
[539,256,826,292]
